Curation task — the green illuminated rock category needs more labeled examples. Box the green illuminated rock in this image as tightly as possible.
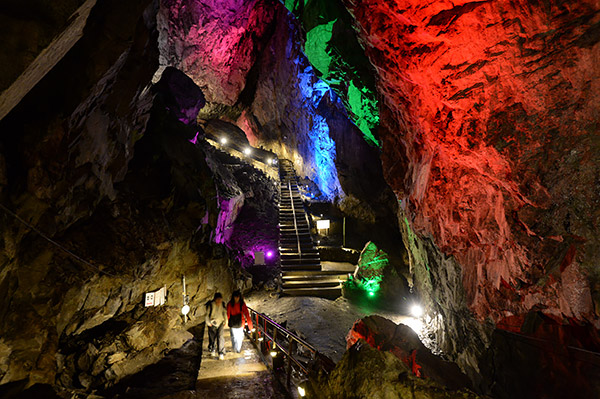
[281,0,380,147]
[343,241,409,302]
[355,241,389,283]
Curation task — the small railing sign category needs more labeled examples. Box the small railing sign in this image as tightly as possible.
[145,286,166,307]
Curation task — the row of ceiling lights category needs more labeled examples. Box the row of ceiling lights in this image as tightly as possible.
[219,137,276,165]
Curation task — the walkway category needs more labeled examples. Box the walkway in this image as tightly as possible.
[279,160,348,298]
[193,327,285,398]
[144,325,285,399]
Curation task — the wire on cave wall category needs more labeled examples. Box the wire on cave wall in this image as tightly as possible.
[0,202,117,277]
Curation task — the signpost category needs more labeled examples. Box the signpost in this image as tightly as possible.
[144,286,166,307]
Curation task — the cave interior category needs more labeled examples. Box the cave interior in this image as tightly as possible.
[0,0,599,398]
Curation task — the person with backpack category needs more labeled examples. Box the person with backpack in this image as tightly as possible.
[205,292,227,359]
[227,290,253,353]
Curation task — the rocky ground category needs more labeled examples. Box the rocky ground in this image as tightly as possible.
[246,290,421,363]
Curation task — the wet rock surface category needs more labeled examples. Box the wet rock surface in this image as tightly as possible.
[102,331,202,399]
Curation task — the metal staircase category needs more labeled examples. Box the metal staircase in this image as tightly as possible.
[278,160,346,298]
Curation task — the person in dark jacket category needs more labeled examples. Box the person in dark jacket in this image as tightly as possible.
[205,292,227,359]
[227,290,253,353]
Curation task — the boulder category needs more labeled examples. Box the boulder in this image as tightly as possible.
[354,241,389,282]
[154,66,206,125]
[313,339,482,399]
[347,316,473,391]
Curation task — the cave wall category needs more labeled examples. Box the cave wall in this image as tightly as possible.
[339,0,600,381]
[155,0,401,208]
[281,0,381,147]
[0,0,261,394]
[0,0,88,93]
[4,0,596,395]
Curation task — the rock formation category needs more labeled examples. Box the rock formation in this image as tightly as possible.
[336,0,600,377]
[1,0,599,397]
[312,339,481,399]
[0,1,268,395]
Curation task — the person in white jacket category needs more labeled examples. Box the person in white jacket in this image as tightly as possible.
[205,292,227,359]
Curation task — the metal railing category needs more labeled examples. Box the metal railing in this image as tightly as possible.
[287,181,303,255]
[246,307,335,392]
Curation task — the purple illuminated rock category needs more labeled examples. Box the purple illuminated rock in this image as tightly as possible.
[155,66,205,124]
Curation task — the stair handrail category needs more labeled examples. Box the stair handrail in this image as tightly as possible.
[246,306,335,389]
[288,180,302,256]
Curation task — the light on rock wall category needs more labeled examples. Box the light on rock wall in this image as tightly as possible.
[220,137,227,145]
[410,304,423,318]
[181,304,191,315]
[298,386,306,397]
[244,147,252,156]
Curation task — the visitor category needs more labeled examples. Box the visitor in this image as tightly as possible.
[205,292,227,360]
[227,290,253,353]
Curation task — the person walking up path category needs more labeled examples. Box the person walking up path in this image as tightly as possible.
[227,290,253,353]
[206,292,227,360]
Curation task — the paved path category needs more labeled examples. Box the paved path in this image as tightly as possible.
[128,325,285,399]
[191,328,285,399]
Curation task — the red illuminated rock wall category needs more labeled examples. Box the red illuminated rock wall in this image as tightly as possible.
[344,0,600,331]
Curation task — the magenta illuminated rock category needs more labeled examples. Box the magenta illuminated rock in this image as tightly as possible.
[155,66,206,124]
[158,0,276,104]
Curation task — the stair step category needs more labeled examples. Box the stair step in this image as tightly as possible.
[280,249,318,254]
[281,260,321,266]
[280,233,313,238]
[280,254,320,260]
[280,241,314,245]
[280,248,317,253]
[281,264,322,271]
[282,270,351,278]
[280,234,311,238]
[281,262,321,269]
[281,286,342,299]
[279,234,311,239]
[280,240,314,245]
[282,279,342,288]
[281,255,320,261]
